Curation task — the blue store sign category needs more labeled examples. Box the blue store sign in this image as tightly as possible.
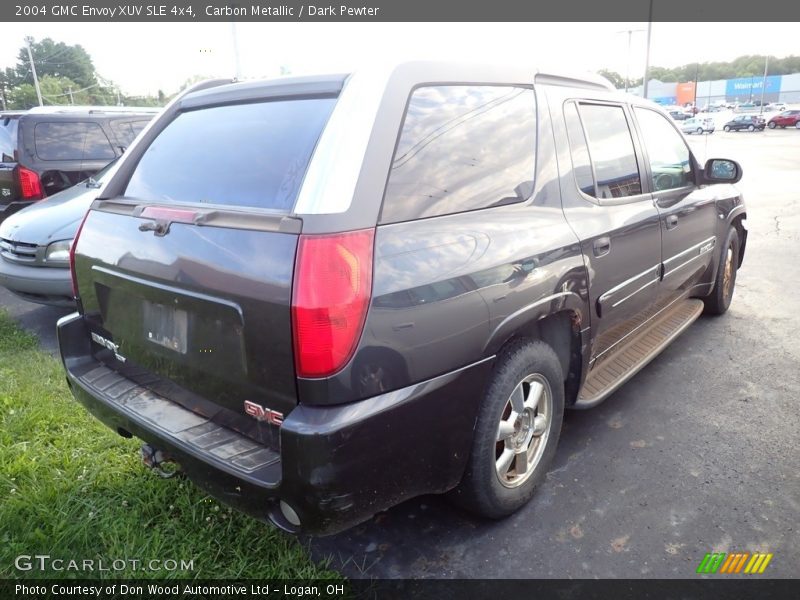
[725,75,782,99]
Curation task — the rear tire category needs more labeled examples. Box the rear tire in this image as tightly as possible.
[747,124,755,131]
[450,340,564,519]
[696,127,703,134]
[701,226,740,316]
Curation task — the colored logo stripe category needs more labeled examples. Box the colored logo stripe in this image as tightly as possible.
[744,553,773,574]
[697,552,773,574]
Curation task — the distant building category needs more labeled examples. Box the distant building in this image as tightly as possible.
[629,73,800,106]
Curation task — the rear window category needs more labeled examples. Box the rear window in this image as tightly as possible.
[125,98,336,211]
[34,121,116,161]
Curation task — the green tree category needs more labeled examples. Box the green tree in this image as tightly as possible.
[10,38,96,89]
[7,75,92,109]
[597,69,625,89]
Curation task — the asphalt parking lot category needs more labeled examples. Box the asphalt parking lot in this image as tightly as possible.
[2,126,799,579]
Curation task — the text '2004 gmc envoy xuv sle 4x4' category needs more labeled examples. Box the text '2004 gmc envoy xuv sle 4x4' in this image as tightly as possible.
[58,62,747,535]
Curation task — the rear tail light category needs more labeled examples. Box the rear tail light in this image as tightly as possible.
[70,211,90,299]
[291,228,375,378]
[17,166,43,200]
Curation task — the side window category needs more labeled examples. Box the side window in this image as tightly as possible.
[0,124,16,162]
[34,122,116,161]
[563,102,595,196]
[381,85,536,223]
[578,104,642,199]
[634,108,693,192]
[110,119,151,148]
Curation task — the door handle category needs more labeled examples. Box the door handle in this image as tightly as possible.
[593,236,611,257]
[665,215,679,230]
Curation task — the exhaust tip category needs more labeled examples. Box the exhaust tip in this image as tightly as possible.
[279,500,301,527]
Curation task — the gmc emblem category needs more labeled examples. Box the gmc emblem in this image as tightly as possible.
[243,400,284,426]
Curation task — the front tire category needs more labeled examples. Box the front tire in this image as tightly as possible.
[701,226,740,316]
[450,340,564,519]
[768,121,776,129]
[724,125,731,132]
[696,127,703,134]
[748,124,755,131]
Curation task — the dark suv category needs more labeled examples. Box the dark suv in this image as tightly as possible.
[0,107,157,223]
[722,115,767,132]
[58,64,747,535]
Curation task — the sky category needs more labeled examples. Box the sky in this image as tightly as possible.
[1,22,798,96]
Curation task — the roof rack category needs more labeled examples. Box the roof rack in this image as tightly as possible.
[24,105,161,115]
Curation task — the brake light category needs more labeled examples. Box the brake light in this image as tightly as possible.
[70,211,90,299]
[291,229,374,378]
[18,166,43,199]
[140,206,198,224]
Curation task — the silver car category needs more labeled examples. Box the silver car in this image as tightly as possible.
[0,160,116,306]
[681,117,716,135]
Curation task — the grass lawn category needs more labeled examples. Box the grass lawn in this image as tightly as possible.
[0,310,338,580]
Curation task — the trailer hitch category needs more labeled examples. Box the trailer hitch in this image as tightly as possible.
[141,443,182,479]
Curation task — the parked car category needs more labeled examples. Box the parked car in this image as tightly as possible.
[681,117,716,134]
[767,110,800,129]
[59,63,747,536]
[0,107,156,223]
[768,102,787,112]
[667,109,690,121]
[0,159,118,306]
[734,102,758,112]
[723,115,766,131]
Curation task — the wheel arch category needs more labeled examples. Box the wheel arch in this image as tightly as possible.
[489,309,585,407]
[729,208,747,269]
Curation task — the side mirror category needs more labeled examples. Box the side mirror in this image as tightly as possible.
[703,158,742,184]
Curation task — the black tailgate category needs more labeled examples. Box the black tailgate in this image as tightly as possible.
[74,209,299,430]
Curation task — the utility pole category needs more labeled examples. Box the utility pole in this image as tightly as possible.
[617,28,646,94]
[24,36,43,107]
[643,0,654,99]
[231,21,242,80]
[759,56,769,115]
[68,87,74,104]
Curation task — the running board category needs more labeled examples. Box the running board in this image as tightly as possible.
[574,299,704,409]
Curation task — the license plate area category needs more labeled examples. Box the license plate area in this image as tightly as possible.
[143,300,188,354]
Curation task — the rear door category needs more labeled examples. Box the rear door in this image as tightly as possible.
[73,95,338,440]
[632,106,718,306]
[559,100,662,362]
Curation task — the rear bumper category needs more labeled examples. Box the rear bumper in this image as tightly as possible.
[0,258,73,306]
[58,312,492,535]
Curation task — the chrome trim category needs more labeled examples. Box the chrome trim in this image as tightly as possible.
[293,67,392,215]
[610,276,660,309]
[598,264,660,309]
[663,236,716,279]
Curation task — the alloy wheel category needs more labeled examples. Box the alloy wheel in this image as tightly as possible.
[495,374,552,488]
[722,246,734,301]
